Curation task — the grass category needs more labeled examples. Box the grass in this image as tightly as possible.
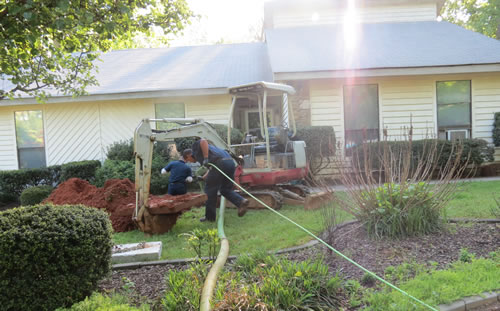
[364,251,500,310]
[113,180,499,260]
[113,204,352,260]
[445,180,500,218]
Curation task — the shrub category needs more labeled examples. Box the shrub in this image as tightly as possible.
[493,112,500,147]
[20,185,54,206]
[0,204,113,311]
[180,228,221,260]
[360,182,443,238]
[60,160,102,183]
[161,253,342,311]
[351,138,493,172]
[94,160,135,187]
[294,126,336,175]
[0,165,61,197]
[56,293,150,311]
[107,139,135,161]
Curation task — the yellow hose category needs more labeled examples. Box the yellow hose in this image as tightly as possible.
[200,197,229,311]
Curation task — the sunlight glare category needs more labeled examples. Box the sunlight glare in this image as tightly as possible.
[312,12,320,22]
[343,0,359,52]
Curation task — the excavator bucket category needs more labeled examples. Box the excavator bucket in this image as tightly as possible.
[303,191,333,210]
[131,193,207,234]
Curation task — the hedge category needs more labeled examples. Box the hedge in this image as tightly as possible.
[20,185,54,206]
[493,112,500,147]
[350,138,494,171]
[293,126,336,175]
[60,160,101,183]
[0,165,61,197]
[0,204,113,311]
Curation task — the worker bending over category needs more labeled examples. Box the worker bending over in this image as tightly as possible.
[161,149,194,196]
[189,138,249,222]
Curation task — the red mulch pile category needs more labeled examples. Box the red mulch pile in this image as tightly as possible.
[44,178,205,233]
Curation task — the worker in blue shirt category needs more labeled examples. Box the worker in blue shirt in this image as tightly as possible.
[161,149,194,196]
[189,138,249,222]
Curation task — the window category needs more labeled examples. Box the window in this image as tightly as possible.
[343,84,379,148]
[15,110,46,169]
[246,110,272,132]
[436,81,471,139]
[155,103,185,130]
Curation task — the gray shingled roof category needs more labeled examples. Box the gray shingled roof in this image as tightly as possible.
[87,42,273,95]
[265,21,500,73]
[1,42,273,98]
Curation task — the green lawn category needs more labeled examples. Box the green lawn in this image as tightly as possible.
[113,180,499,260]
[445,180,500,218]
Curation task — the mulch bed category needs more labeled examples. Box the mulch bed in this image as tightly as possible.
[98,221,500,306]
[287,220,500,280]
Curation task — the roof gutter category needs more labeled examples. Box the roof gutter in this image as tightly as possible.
[1,87,228,106]
[274,63,500,80]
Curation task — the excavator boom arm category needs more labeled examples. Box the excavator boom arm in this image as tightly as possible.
[134,119,232,220]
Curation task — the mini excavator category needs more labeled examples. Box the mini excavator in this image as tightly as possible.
[133,82,330,233]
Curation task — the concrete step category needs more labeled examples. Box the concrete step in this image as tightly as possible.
[112,241,162,264]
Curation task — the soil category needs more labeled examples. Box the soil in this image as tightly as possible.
[44,178,205,233]
[98,221,500,308]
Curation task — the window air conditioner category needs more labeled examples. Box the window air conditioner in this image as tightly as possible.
[446,129,469,141]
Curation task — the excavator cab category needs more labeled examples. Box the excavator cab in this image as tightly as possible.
[227,82,308,187]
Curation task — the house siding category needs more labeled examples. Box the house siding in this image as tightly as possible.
[45,102,102,166]
[379,78,435,139]
[0,94,231,170]
[310,80,344,142]
[272,3,437,28]
[0,107,18,170]
[308,73,500,143]
[473,76,500,144]
[100,99,155,156]
[185,95,231,124]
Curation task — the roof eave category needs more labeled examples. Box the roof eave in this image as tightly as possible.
[1,87,229,106]
[274,63,500,80]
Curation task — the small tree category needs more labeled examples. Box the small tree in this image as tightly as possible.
[1,0,193,101]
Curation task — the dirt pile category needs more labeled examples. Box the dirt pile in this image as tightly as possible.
[45,178,207,233]
[45,178,137,232]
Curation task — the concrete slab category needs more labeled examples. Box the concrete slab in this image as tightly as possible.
[112,242,162,264]
[438,300,465,311]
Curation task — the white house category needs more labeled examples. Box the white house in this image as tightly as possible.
[1,0,500,170]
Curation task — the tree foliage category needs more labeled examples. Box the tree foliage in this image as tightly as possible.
[441,0,500,39]
[0,0,193,101]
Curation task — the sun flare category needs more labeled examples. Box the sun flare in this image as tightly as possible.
[343,0,359,51]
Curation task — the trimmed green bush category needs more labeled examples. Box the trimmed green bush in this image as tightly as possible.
[20,185,54,206]
[294,126,336,175]
[351,139,494,172]
[294,126,336,156]
[0,204,113,311]
[493,112,500,147]
[0,165,61,197]
[60,160,102,183]
[94,160,135,187]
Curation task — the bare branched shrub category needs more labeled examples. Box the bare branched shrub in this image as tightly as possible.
[329,127,470,238]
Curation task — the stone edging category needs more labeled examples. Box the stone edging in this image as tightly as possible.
[438,291,499,311]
